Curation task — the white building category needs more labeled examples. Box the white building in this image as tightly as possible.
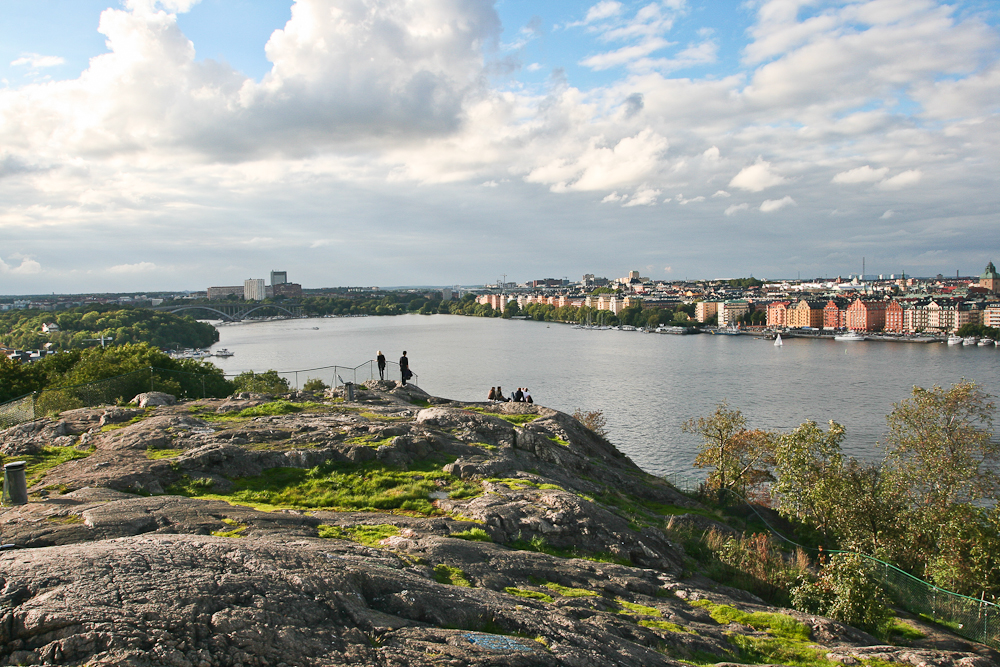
[244,278,266,301]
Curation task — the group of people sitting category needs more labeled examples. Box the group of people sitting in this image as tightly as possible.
[487,386,532,403]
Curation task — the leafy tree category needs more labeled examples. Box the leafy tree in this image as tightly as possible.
[302,378,329,392]
[883,380,998,512]
[685,404,776,499]
[771,420,847,541]
[502,300,520,318]
[791,553,893,636]
[232,370,290,394]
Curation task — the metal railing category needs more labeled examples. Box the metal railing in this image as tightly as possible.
[242,359,417,390]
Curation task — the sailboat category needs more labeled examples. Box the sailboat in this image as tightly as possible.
[774,333,783,347]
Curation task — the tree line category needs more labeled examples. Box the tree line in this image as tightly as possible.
[685,380,1000,604]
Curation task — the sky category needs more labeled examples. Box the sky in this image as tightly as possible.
[1,0,998,294]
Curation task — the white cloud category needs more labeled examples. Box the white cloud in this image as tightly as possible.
[832,165,889,184]
[878,170,922,191]
[10,53,65,69]
[0,257,42,275]
[759,196,796,212]
[481,180,498,187]
[108,261,156,273]
[881,210,895,219]
[712,190,730,198]
[526,63,543,72]
[601,191,624,203]
[729,160,786,192]
[525,129,669,192]
[622,186,661,207]
[724,203,749,216]
[585,1,623,24]
[676,194,704,205]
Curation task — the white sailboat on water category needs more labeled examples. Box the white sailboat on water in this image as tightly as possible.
[774,333,783,347]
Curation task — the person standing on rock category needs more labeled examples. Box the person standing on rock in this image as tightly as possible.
[376,351,386,381]
[399,351,411,386]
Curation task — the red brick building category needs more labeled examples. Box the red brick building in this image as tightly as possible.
[884,300,905,333]
[845,298,888,332]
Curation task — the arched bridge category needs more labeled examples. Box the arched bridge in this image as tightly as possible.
[150,303,304,322]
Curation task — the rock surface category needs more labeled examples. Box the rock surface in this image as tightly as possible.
[0,381,996,666]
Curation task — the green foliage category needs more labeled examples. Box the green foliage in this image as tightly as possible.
[232,370,290,394]
[685,403,776,499]
[508,533,631,565]
[504,587,553,602]
[317,524,400,547]
[146,448,185,459]
[689,599,811,641]
[492,413,539,425]
[699,530,807,606]
[211,519,248,538]
[217,400,314,419]
[302,378,329,392]
[0,342,232,403]
[790,553,893,636]
[5,446,94,483]
[434,564,473,587]
[638,620,694,634]
[0,305,217,352]
[449,527,492,542]
[956,323,998,339]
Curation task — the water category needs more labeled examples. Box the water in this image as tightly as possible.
[206,315,1000,478]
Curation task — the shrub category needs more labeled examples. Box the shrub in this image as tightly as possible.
[302,378,329,392]
[572,409,608,437]
[790,553,893,636]
[232,370,290,394]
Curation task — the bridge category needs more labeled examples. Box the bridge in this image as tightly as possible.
[148,302,304,322]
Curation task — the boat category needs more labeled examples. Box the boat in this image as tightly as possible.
[214,348,234,357]
[712,326,741,336]
[977,339,993,346]
[834,332,866,341]
[963,337,979,346]
[774,334,783,347]
[947,335,963,345]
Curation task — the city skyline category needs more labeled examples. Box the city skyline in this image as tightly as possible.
[1,0,998,294]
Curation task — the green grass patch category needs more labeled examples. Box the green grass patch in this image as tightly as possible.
[537,483,564,491]
[318,523,400,547]
[359,411,408,421]
[888,619,925,641]
[497,414,540,425]
[100,411,152,432]
[45,514,84,524]
[211,518,247,538]
[917,613,962,633]
[504,587,553,602]
[147,448,185,459]
[409,398,432,408]
[434,564,472,587]
[639,620,695,634]
[548,436,570,447]
[211,400,327,420]
[617,599,661,616]
[544,583,597,598]
[165,458,480,515]
[5,446,95,483]
[688,599,810,641]
[487,477,538,490]
[344,435,395,448]
[449,527,492,542]
[474,442,498,452]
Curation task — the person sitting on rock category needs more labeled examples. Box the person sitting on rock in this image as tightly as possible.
[488,387,496,401]
[524,388,532,404]
[495,386,506,402]
[512,387,524,402]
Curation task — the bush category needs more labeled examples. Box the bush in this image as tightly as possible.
[302,378,329,392]
[790,553,893,636]
[572,409,608,438]
[232,370,290,394]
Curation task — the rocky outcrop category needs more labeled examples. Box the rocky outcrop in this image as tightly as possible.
[0,385,996,667]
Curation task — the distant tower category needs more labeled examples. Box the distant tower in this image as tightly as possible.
[271,270,288,286]
[979,261,999,293]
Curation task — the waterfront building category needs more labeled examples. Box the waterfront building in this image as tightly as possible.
[845,298,887,332]
[788,299,824,328]
[271,283,302,299]
[985,303,1000,329]
[926,299,958,333]
[823,298,849,330]
[903,301,930,333]
[979,262,999,293]
[766,301,790,328]
[695,301,720,323]
[719,300,750,327]
[884,300,905,333]
[956,301,983,330]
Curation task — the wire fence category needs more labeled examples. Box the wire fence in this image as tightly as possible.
[239,360,416,390]
[661,470,999,649]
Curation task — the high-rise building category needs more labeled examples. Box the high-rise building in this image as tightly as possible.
[244,279,266,301]
[271,271,288,286]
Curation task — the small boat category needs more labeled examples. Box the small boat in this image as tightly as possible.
[963,337,979,346]
[977,339,993,346]
[947,335,963,345]
[214,348,234,357]
[834,331,866,341]
[774,334,783,347]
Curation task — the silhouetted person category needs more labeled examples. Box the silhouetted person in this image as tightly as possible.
[488,387,496,401]
[399,351,411,386]
[376,350,386,381]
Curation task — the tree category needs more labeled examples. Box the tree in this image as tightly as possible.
[232,370,290,394]
[772,420,847,540]
[685,404,775,499]
[883,380,998,511]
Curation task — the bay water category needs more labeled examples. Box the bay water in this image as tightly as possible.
[206,314,999,478]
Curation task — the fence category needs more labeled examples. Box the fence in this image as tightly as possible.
[661,470,999,649]
[246,360,416,391]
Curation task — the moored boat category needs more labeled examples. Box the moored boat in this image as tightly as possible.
[947,335,963,345]
[963,337,979,346]
[834,331,866,341]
